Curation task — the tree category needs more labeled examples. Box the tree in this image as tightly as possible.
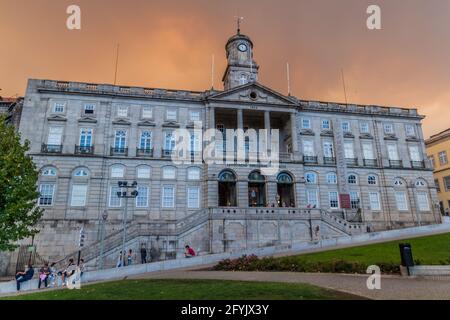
[0,115,43,251]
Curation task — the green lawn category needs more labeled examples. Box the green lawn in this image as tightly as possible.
[2,279,364,300]
[294,232,450,265]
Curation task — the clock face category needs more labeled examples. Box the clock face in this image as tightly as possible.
[238,43,248,52]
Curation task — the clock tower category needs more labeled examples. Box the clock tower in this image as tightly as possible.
[222,30,259,90]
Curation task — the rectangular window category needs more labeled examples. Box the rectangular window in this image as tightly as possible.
[190,111,201,122]
[369,192,381,211]
[137,167,151,179]
[350,192,360,209]
[164,132,176,151]
[395,192,408,211]
[405,124,415,137]
[53,103,65,113]
[329,192,339,209]
[114,130,127,149]
[429,156,435,169]
[341,121,351,132]
[323,141,334,158]
[39,184,55,206]
[189,132,201,152]
[301,118,311,129]
[362,142,374,159]
[387,143,399,160]
[109,186,121,207]
[117,105,128,117]
[142,106,153,119]
[70,184,88,207]
[47,127,63,145]
[307,190,319,208]
[79,128,93,147]
[417,192,430,211]
[84,103,95,115]
[439,151,448,165]
[322,120,330,130]
[166,110,177,121]
[187,186,200,208]
[409,145,421,161]
[444,176,450,191]
[162,186,175,208]
[139,131,152,150]
[344,141,355,159]
[302,140,315,156]
[136,186,149,208]
[360,122,370,134]
[435,179,441,193]
[384,123,394,134]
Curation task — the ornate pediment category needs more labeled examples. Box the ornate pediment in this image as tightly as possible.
[78,116,97,123]
[112,119,131,126]
[207,82,296,107]
[47,115,67,122]
[162,121,180,128]
[137,120,156,127]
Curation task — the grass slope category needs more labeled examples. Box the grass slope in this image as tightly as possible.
[294,232,450,265]
[2,279,364,300]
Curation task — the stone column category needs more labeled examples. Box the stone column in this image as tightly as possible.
[290,112,299,153]
[209,106,215,130]
[237,109,243,129]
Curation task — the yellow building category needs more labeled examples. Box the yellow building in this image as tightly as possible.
[426,128,450,215]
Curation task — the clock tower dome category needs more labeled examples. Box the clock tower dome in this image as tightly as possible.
[222,30,259,90]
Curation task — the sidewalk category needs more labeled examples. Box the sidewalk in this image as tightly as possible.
[132,269,450,300]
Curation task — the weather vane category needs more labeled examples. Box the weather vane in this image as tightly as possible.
[235,16,244,34]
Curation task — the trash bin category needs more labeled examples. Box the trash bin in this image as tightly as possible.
[399,243,414,275]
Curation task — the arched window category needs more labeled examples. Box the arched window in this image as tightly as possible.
[277,172,294,184]
[326,172,337,184]
[162,166,176,180]
[248,171,265,182]
[394,178,405,187]
[218,170,236,182]
[42,167,57,176]
[187,167,201,180]
[305,172,317,184]
[415,179,427,188]
[111,165,125,178]
[277,172,295,207]
[368,175,377,185]
[74,168,89,177]
[239,74,248,85]
[137,166,151,179]
[248,171,266,207]
[348,174,358,184]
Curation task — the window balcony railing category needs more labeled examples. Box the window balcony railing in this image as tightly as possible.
[303,156,318,164]
[389,160,403,168]
[162,149,174,158]
[41,144,62,154]
[363,159,378,167]
[75,145,94,155]
[323,157,336,165]
[411,160,425,169]
[110,147,128,156]
[136,148,154,157]
[345,158,358,166]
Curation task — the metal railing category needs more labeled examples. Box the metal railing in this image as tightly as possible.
[389,160,403,168]
[136,148,154,157]
[345,158,358,166]
[323,157,336,165]
[411,160,425,169]
[303,156,318,164]
[110,147,128,156]
[41,144,62,154]
[75,145,94,155]
[363,159,378,167]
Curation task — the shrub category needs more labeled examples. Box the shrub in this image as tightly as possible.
[213,255,401,274]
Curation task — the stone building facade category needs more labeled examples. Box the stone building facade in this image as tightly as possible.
[1,31,441,271]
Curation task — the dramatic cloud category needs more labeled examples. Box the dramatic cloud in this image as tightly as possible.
[1,0,449,137]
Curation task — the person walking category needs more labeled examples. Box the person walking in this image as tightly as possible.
[116,251,123,268]
[140,244,147,264]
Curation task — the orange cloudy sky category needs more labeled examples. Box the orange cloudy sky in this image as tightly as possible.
[1,0,449,138]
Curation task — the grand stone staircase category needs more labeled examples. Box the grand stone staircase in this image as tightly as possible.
[53,207,366,270]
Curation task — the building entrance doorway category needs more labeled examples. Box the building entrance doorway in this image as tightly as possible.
[248,171,266,207]
[277,172,295,207]
[218,170,237,207]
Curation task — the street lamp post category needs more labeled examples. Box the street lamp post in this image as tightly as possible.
[99,210,108,270]
[117,181,138,267]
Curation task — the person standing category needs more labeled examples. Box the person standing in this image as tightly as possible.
[116,251,123,268]
[127,249,134,266]
[140,244,147,264]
